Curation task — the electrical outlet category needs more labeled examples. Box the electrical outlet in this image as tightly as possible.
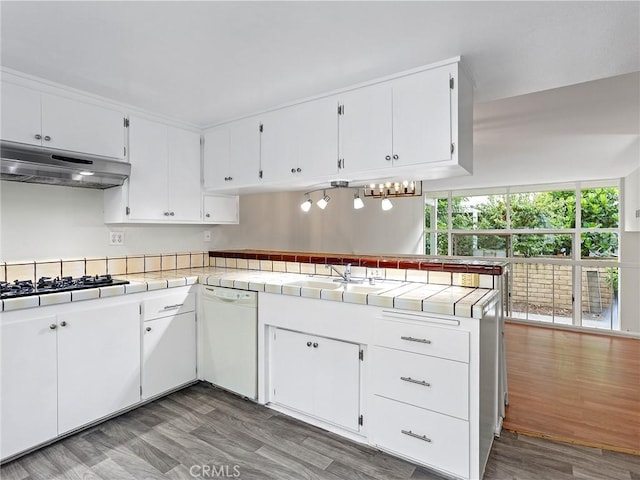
[203,230,212,242]
[109,231,125,246]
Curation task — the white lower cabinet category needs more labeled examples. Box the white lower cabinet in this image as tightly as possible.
[142,298,196,400]
[271,328,361,431]
[57,303,141,434]
[371,395,470,479]
[1,314,58,459]
[0,300,140,460]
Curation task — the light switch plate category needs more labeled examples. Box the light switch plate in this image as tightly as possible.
[109,231,124,246]
[203,230,212,242]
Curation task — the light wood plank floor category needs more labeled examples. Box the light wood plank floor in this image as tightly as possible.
[2,382,639,480]
[503,322,640,454]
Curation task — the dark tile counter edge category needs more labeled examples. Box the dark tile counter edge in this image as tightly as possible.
[210,250,505,275]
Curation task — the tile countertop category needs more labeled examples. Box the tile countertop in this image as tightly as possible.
[1,267,499,319]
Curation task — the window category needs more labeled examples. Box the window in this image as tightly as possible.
[425,182,620,332]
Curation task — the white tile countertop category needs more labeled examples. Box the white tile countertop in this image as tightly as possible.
[0,267,499,318]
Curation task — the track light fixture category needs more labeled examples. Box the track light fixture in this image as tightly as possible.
[300,179,413,212]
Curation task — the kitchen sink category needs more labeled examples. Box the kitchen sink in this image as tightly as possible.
[342,283,390,294]
[284,279,342,290]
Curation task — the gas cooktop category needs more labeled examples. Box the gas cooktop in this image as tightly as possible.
[0,275,129,300]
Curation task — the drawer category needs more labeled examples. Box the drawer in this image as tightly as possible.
[372,346,469,420]
[374,318,469,363]
[142,291,196,321]
[370,395,469,479]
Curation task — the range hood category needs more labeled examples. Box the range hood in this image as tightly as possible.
[0,142,131,189]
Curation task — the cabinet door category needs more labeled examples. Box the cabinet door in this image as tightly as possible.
[339,83,392,173]
[0,314,58,460]
[0,82,42,147]
[167,126,201,221]
[127,116,169,220]
[203,125,230,189]
[296,97,339,179]
[203,194,239,224]
[392,67,452,166]
[57,302,141,434]
[143,312,196,399]
[271,329,314,415]
[229,117,261,186]
[260,108,298,183]
[41,93,125,159]
[313,336,361,430]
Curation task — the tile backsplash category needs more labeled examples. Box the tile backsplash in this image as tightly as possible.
[1,252,211,283]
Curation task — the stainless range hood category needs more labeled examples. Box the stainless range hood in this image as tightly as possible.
[0,142,131,189]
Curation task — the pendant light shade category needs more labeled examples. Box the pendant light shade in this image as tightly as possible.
[317,193,330,210]
[300,198,312,212]
[353,193,364,210]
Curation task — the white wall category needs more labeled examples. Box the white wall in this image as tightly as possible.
[0,181,213,262]
[213,188,425,255]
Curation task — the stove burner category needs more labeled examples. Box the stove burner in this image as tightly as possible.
[1,275,128,300]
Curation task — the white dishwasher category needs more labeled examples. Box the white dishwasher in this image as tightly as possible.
[200,286,258,399]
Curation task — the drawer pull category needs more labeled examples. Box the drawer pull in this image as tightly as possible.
[400,336,431,344]
[400,376,431,387]
[163,303,183,310]
[401,429,431,443]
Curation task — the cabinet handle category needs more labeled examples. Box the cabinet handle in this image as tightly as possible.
[49,323,57,330]
[146,327,152,332]
[393,154,399,160]
[44,135,51,141]
[228,177,233,181]
[205,213,211,218]
[60,321,67,327]
[34,134,42,140]
[296,168,301,173]
[163,303,183,310]
[400,336,431,344]
[401,429,431,443]
[385,155,391,161]
[291,168,296,173]
[313,342,318,348]
[306,341,312,347]
[169,212,175,216]
[400,376,431,387]
[164,212,170,216]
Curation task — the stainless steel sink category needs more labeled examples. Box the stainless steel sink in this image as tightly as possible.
[284,279,342,290]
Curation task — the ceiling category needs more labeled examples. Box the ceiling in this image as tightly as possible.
[1,1,638,127]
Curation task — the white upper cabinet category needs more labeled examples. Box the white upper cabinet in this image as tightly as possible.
[203,117,261,190]
[115,115,201,223]
[127,116,168,221]
[1,81,42,147]
[167,125,202,222]
[338,64,460,177]
[391,66,454,167]
[338,82,393,173]
[1,81,125,159]
[261,96,339,184]
[204,58,471,192]
[203,194,239,224]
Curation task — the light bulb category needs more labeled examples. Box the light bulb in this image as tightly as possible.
[353,194,364,210]
[381,198,393,211]
[300,199,312,212]
[317,194,330,210]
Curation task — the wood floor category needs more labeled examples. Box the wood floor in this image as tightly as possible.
[2,382,639,480]
[503,322,640,454]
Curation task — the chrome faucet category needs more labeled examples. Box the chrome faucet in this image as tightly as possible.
[326,263,353,283]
